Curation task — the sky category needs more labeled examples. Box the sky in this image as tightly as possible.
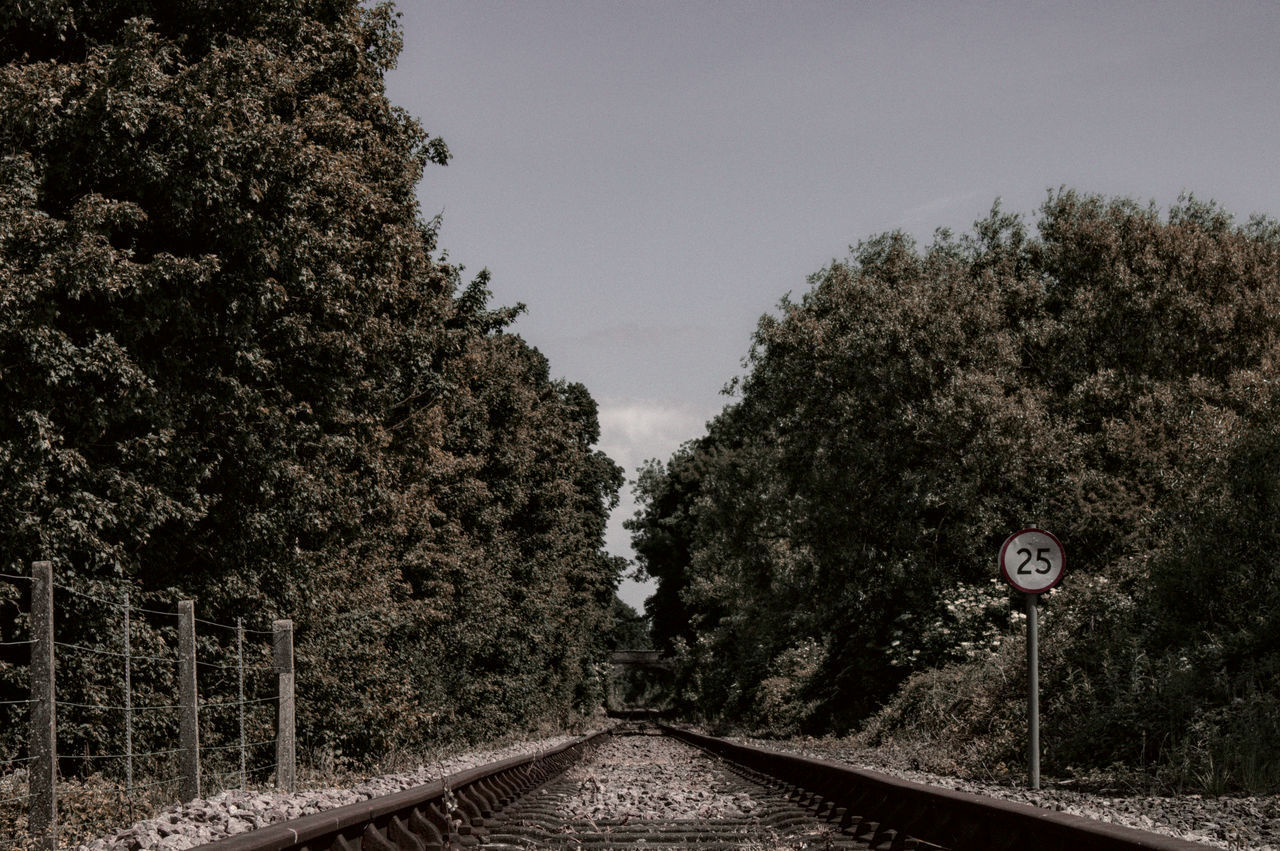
[384,1,1280,610]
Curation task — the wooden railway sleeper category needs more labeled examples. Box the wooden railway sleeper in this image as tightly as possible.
[866,799,915,851]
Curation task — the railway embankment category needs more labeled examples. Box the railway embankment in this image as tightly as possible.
[65,724,1280,850]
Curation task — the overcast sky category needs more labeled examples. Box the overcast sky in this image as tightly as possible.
[384,1,1280,609]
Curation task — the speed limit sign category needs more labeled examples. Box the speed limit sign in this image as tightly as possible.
[1000,528,1064,594]
[1000,527,1064,790]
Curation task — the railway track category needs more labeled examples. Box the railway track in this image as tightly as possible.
[201,724,1213,850]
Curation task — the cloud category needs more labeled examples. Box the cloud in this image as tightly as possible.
[597,397,720,480]
[596,397,723,609]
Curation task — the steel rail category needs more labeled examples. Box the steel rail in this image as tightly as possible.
[197,728,613,851]
[664,725,1212,851]
[199,724,1214,851]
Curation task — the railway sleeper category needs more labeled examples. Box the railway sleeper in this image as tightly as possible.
[197,726,1217,851]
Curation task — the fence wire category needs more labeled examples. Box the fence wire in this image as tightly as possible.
[52,582,125,609]
[197,660,274,673]
[195,616,275,636]
[57,701,181,712]
[52,641,179,666]
[2,563,289,848]
[200,739,274,755]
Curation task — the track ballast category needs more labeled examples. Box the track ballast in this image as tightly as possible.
[481,731,846,848]
[200,723,1215,850]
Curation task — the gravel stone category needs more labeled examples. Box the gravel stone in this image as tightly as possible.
[74,726,1278,850]
[73,732,589,851]
[559,737,761,821]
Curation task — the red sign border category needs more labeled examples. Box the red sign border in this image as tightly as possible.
[1000,528,1065,594]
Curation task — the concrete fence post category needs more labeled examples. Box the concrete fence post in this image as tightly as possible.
[236,618,246,790]
[123,590,133,815]
[273,619,295,793]
[29,560,56,849]
[178,600,200,801]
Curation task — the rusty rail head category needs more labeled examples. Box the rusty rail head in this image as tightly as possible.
[661,725,1212,851]
[197,728,612,851]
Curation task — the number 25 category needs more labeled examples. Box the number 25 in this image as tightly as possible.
[1016,547,1052,575]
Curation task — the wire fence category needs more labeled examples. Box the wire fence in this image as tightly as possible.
[0,562,296,848]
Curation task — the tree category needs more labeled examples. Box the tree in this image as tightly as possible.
[1,0,623,767]
[633,191,1280,775]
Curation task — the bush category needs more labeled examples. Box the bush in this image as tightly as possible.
[746,640,826,736]
[855,636,1026,778]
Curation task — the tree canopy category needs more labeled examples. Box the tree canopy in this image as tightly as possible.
[630,193,1280,788]
[0,0,624,766]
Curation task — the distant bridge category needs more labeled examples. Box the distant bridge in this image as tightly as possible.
[608,649,672,669]
[606,649,673,715]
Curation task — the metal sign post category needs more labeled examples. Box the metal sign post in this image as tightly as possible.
[1025,591,1039,788]
[1000,528,1064,790]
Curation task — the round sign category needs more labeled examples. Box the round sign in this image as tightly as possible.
[999,528,1065,594]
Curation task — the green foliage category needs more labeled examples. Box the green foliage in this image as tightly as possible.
[631,192,1280,788]
[886,579,1021,670]
[854,636,1028,779]
[604,596,652,651]
[748,638,825,737]
[0,0,622,770]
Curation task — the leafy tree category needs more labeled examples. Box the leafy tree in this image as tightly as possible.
[603,596,651,651]
[1,0,623,770]
[633,191,1280,783]
[627,441,714,654]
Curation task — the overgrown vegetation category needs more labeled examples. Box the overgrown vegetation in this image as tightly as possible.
[630,192,1280,792]
[0,0,626,779]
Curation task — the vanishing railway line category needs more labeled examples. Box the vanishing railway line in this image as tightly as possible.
[201,724,1212,851]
